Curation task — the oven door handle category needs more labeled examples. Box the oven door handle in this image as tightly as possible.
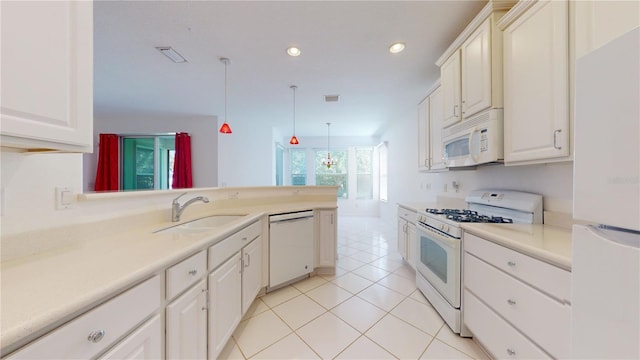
[418,224,460,249]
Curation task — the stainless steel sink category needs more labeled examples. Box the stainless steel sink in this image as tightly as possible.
[155,215,246,233]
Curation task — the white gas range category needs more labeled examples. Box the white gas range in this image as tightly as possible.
[415,190,543,337]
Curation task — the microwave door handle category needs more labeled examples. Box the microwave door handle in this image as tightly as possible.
[468,126,479,163]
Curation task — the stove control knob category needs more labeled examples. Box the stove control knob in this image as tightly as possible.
[440,224,445,231]
[446,226,450,233]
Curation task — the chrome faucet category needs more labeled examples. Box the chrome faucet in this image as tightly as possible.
[172,193,210,222]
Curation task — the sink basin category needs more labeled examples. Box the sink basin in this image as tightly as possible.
[155,215,246,233]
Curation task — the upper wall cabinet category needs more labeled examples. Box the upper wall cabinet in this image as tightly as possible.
[499,0,570,165]
[0,1,93,153]
[437,1,515,129]
[574,0,640,60]
[418,82,447,172]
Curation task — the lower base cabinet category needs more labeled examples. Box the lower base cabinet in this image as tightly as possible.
[208,252,242,359]
[100,315,162,360]
[166,280,208,360]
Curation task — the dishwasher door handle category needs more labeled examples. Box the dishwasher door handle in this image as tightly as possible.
[270,216,313,224]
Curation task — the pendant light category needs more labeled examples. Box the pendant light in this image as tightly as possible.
[321,122,337,169]
[289,85,299,145]
[218,57,232,134]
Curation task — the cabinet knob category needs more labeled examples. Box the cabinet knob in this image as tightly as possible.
[507,299,517,306]
[507,348,516,356]
[87,330,105,343]
[507,261,516,267]
[242,237,248,241]
[188,269,198,276]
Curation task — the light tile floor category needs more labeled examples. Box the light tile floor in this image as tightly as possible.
[219,216,490,360]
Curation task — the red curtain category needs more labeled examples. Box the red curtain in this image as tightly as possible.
[94,134,119,191]
[172,132,193,189]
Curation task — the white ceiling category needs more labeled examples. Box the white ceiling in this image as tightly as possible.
[94,1,487,137]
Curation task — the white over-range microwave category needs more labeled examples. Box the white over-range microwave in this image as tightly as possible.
[442,109,504,167]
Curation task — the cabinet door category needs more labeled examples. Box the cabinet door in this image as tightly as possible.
[242,236,262,315]
[166,280,207,360]
[208,253,242,360]
[574,0,640,59]
[441,50,462,128]
[461,18,492,118]
[318,210,337,268]
[417,97,430,170]
[0,1,93,152]
[397,218,407,259]
[100,315,162,360]
[503,0,569,163]
[406,223,417,270]
[428,86,446,170]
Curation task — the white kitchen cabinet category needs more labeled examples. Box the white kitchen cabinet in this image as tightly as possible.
[0,0,93,152]
[428,86,446,171]
[208,252,242,360]
[317,209,337,269]
[241,237,262,315]
[461,18,494,118]
[417,97,430,170]
[397,206,417,269]
[574,0,640,60]
[166,280,208,360]
[441,51,462,128]
[501,0,570,164]
[99,315,162,360]
[5,276,161,360]
[463,232,571,359]
[438,3,510,129]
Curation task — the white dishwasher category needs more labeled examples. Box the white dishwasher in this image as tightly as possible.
[269,210,314,289]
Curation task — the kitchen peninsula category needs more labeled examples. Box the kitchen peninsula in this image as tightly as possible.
[0,186,338,358]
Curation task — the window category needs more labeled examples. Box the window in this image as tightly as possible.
[121,135,175,190]
[275,144,284,186]
[356,148,373,199]
[291,148,307,185]
[315,149,348,198]
[378,142,388,202]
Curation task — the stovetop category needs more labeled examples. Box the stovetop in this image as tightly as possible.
[425,208,514,224]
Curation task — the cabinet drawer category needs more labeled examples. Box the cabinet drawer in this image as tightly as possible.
[464,289,550,360]
[7,276,160,359]
[398,207,416,223]
[464,253,570,358]
[464,233,571,302]
[209,221,261,271]
[166,250,207,301]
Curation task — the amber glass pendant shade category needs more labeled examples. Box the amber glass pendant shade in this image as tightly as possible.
[219,122,232,134]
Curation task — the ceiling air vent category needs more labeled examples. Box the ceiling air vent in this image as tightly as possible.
[324,95,340,102]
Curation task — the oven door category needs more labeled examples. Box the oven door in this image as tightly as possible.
[416,222,461,308]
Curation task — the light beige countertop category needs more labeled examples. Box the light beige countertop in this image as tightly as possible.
[461,223,573,271]
[0,201,337,354]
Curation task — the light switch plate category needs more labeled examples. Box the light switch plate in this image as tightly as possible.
[56,187,74,210]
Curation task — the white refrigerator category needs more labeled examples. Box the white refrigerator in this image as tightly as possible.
[571,27,640,358]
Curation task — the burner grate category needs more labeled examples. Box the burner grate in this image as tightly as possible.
[425,208,513,224]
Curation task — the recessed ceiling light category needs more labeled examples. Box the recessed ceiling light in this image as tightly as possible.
[287,46,301,57]
[155,46,188,63]
[389,42,406,54]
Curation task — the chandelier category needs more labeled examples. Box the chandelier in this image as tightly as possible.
[321,122,337,169]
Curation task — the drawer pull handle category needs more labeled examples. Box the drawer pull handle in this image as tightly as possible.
[87,330,105,343]
[507,299,517,306]
[507,261,516,267]
[507,348,516,356]
[242,237,248,241]
[188,269,198,276]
